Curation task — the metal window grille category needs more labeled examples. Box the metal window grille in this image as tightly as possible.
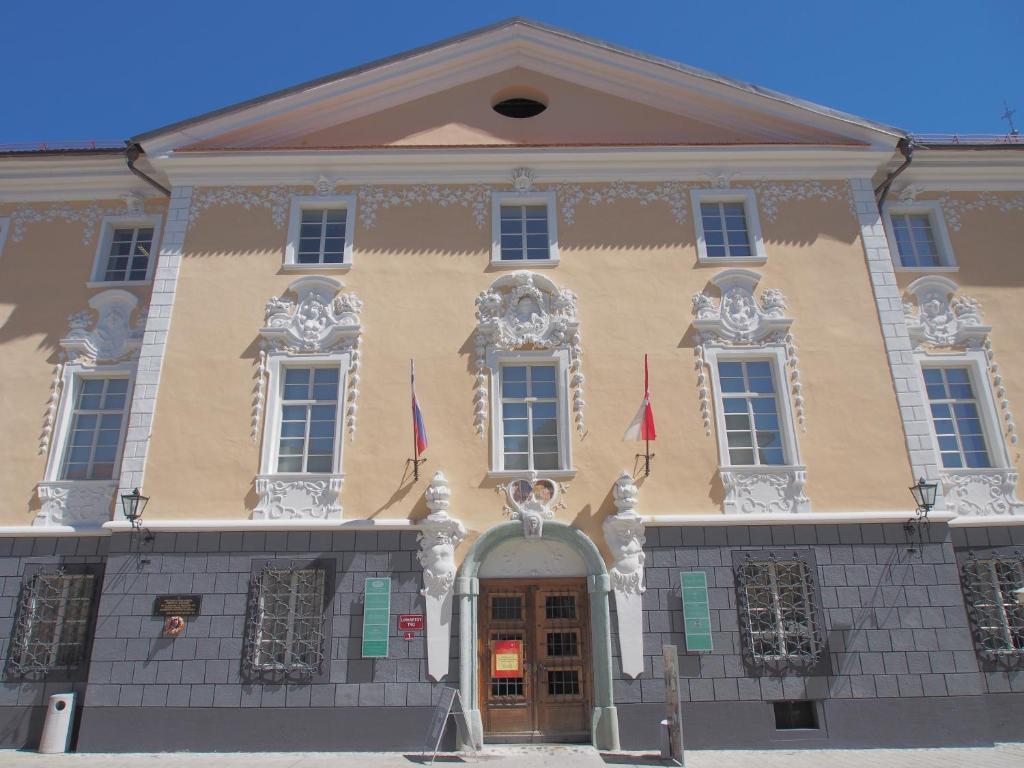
[9,571,95,677]
[244,566,326,677]
[962,553,1024,658]
[736,555,821,665]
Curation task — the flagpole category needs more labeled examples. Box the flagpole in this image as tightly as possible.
[644,354,651,476]
[411,359,420,481]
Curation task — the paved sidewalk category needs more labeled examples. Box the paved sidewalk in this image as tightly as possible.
[0,744,1023,767]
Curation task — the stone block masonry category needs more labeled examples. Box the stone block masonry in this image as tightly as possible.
[75,529,458,753]
[613,523,1024,750]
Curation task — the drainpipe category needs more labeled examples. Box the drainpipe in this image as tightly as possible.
[874,137,914,209]
[124,142,171,197]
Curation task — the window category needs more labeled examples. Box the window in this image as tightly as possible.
[737,556,821,664]
[499,363,561,471]
[9,570,96,677]
[60,377,130,481]
[883,201,956,270]
[717,359,786,466]
[284,195,356,268]
[245,565,327,676]
[691,189,766,263]
[89,216,162,285]
[276,367,340,474]
[491,191,559,265]
[923,366,992,469]
[961,555,1024,657]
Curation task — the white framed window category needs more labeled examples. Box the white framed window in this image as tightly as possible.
[245,565,327,676]
[883,201,956,271]
[691,189,766,264]
[491,191,559,266]
[705,348,799,469]
[918,353,1008,471]
[260,356,346,477]
[487,350,572,477]
[43,365,134,485]
[284,195,356,269]
[88,215,162,286]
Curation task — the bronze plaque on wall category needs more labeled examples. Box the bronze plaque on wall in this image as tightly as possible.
[153,595,203,617]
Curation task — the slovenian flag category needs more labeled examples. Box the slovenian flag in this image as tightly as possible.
[411,360,428,457]
[623,354,657,442]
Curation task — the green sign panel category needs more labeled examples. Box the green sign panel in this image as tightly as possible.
[362,577,392,658]
[680,571,713,653]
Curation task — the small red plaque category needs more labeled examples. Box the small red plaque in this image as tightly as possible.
[398,614,424,631]
[403,631,416,641]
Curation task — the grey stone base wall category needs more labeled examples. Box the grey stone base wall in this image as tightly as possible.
[0,535,108,749]
[613,522,1024,750]
[78,530,457,752]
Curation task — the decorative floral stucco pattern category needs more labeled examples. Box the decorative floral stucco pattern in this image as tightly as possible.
[252,475,344,520]
[750,180,854,222]
[553,181,691,225]
[941,470,1023,517]
[358,185,491,229]
[937,192,1024,232]
[720,467,811,514]
[7,200,160,245]
[189,186,307,229]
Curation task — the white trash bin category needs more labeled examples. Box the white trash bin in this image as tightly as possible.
[38,693,74,754]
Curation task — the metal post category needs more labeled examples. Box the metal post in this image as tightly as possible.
[662,644,685,766]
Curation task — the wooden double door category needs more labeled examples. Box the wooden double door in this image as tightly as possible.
[479,578,592,743]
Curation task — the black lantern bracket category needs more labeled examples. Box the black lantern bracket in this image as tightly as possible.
[904,477,938,553]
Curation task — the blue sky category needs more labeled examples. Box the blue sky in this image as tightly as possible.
[2,0,1020,145]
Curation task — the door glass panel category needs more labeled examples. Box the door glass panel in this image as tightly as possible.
[545,595,576,620]
[547,669,581,696]
[491,596,522,621]
[546,631,578,657]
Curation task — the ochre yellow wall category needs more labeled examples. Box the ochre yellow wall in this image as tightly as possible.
[136,183,912,549]
[0,201,164,524]
[895,193,1024,469]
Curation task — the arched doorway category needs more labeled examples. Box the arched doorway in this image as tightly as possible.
[454,521,619,750]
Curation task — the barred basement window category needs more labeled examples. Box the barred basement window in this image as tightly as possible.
[737,555,821,664]
[9,571,95,677]
[244,566,326,677]
[962,554,1024,657]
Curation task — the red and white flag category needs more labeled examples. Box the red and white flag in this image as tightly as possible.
[623,354,657,442]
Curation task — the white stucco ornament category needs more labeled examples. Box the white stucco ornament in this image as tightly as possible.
[603,471,646,678]
[473,271,585,437]
[60,289,144,365]
[691,269,790,346]
[511,167,535,192]
[252,476,344,520]
[417,472,466,681]
[497,470,566,539]
[903,276,990,350]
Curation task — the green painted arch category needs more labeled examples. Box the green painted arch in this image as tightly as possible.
[460,520,609,579]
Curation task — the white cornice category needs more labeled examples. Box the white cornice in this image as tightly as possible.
[0,156,164,203]
[102,518,415,532]
[156,146,891,187]
[645,511,958,526]
[894,150,1024,192]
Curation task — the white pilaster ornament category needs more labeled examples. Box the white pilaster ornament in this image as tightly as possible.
[35,481,116,526]
[473,271,584,437]
[940,469,1024,517]
[903,276,990,350]
[511,167,535,192]
[60,290,144,365]
[251,349,267,442]
[985,339,1018,446]
[497,471,565,539]
[603,472,646,678]
[39,363,64,454]
[417,472,466,681]
[260,276,363,442]
[720,467,810,514]
[252,475,343,520]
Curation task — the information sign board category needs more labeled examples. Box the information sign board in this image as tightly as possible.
[362,577,391,658]
[680,571,713,653]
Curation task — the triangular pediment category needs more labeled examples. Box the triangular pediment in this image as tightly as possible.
[137,19,901,155]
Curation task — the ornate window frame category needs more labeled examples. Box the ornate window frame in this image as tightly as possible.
[904,276,1022,516]
[252,276,362,520]
[87,213,164,287]
[692,269,809,514]
[490,190,559,267]
[36,289,143,527]
[882,199,957,272]
[283,193,357,270]
[473,271,582,480]
[691,188,767,265]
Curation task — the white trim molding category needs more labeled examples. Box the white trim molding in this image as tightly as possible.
[252,276,363,520]
[691,268,809,514]
[117,185,193,510]
[603,472,646,678]
[284,193,356,270]
[473,271,584,451]
[87,212,164,287]
[691,188,767,264]
[882,199,957,272]
[417,471,466,681]
[490,189,559,266]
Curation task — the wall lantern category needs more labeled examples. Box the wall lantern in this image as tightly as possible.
[120,488,150,530]
[904,477,938,552]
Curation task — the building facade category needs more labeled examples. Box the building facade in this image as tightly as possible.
[0,19,1022,752]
